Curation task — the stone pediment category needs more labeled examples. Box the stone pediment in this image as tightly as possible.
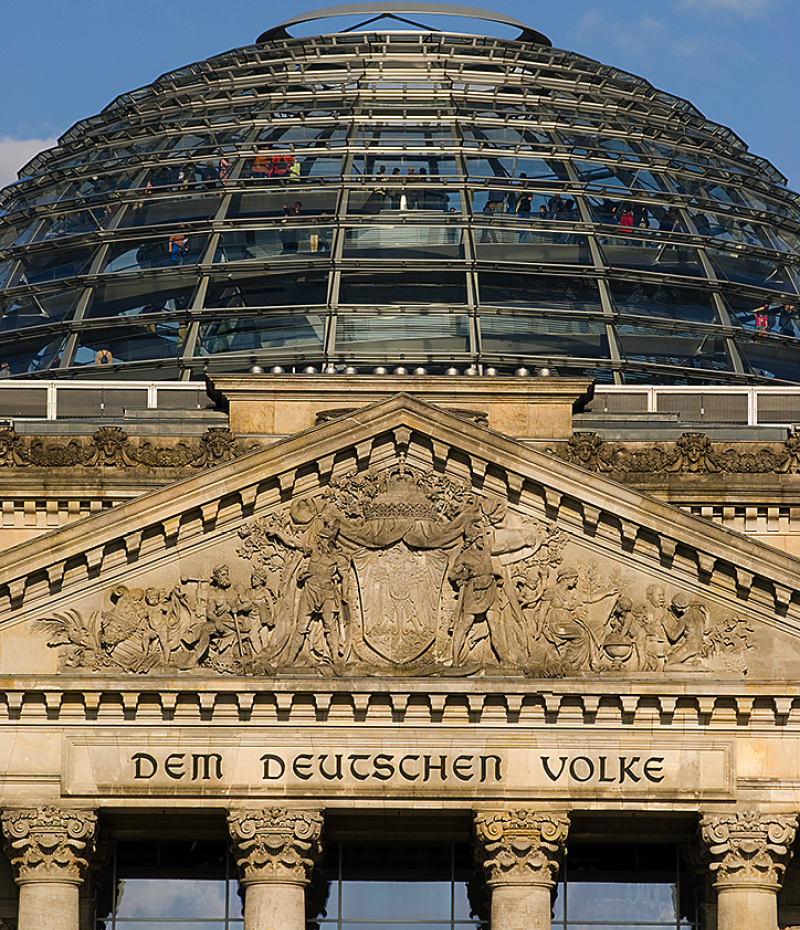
[2,393,800,681]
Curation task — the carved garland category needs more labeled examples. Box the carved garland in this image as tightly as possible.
[474,810,569,887]
[1,807,97,884]
[228,808,323,885]
[699,812,798,889]
[0,427,250,469]
[556,432,800,475]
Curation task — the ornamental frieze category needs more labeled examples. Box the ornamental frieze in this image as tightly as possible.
[0,426,259,469]
[38,460,754,678]
[553,431,800,475]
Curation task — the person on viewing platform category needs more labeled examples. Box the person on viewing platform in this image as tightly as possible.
[219,158,232,185]
[754,302,771,332]
[169,230,189,263]
[539,205,549,221]
[779,304,799,337]
[659,207,681,232]
[620,207,634,229]
[251,151,271,180]
[389,168,402,209]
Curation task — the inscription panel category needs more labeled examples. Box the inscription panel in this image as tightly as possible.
[63,736,734,799]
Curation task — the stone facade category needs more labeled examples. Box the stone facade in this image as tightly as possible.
[2,384,800,929]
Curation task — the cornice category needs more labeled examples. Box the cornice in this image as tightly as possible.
[0,676,799,728]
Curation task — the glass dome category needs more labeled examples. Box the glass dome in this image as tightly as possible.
[1,4,799,383]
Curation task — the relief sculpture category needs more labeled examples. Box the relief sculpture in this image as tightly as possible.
[39,460,753,677]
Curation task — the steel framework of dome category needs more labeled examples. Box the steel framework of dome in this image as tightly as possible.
[1,4,799,383]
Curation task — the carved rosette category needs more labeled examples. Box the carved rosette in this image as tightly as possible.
[228,808,323,886]
[474,810,569,888]
[1,807,97,885]
[699,812,798,890]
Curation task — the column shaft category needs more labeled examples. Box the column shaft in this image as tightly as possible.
[244,881,306,930]
[491,882,553,930]
[716,886,776,930]
[18,881,80,930]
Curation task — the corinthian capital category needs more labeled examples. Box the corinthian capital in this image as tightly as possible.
[228,808,323,885]
[1,807,97,885]
[699,811,798,889]
[474,809,569,888]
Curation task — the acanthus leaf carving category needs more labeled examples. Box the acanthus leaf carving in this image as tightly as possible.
[37,460,754,678]
[699,812,798,889]
[1,807,96,884]
[228,808,323,885]
[474,810,569,887]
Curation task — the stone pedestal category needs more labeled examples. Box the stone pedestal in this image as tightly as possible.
[228,808,323,930]
[474,809,569,930]
[1,807,96,930]
[699,812,798,930]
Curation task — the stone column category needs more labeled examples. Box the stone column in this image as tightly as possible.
[699,811,798,930]
[474,809,569,930]
[228,808,323,930]
[1,807,96,930]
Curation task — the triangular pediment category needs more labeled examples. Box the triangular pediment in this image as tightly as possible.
[3,393,800,681]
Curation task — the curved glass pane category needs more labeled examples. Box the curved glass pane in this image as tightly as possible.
[478,273,602,312]
[474,228,592,264]
[196,313,326,355]
[335,312,470,353]
[343,225,464,259]
[0,288,81,332]
[610,280,718,324]
[218,227,334,260]
[480,315,610,357]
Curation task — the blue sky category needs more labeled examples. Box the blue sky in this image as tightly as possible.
[0,0,797,190]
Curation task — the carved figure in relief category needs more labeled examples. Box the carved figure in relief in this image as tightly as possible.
[537,568,618,672]
[291,532,351,663]
[662,593,707,666]
[35,461,756,678]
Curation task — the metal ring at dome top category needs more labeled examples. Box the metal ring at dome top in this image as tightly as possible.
[257,2,552,45]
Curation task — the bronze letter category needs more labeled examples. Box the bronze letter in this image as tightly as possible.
[292,753,314,781]
[643,757,665,783]
[569,756,595,782]
[541,756,568,782]
[598,756,615,783]
[319,754,344,780]
[132,752,157,779]
[453,755,474,781]
[619,757,641,783]
[349,754,371,781]
[399,755,420,781]
[192,753,223,781]
[261,753,286,780]
[165,753,186,780]
[372,754,395,780]
[423,755,447,782]
[480,755,502,783]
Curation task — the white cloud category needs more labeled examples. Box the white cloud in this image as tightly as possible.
[0,137,59,191]
[576,10,667,54]
[678,0,771,17]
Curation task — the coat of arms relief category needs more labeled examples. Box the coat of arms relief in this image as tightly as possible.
[40,460,752,677]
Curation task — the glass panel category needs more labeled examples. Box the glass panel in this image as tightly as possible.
[474,228,591,264]
[726,294,800,336]
[196,313,326,355]
[204,272,328,309]
[1,217,39,247]
[342,226,464,259]
[244,154,342,181]
[599,236,705,277]
[72,321,186,365]
[113,878,227,919]
[351,156,459,180]
[0,332,65,374]
[338,272,467,306]
[572,160,670,193]
[113,923,227,930]
[686,208,784,251]
[609,280,718,324]
[0,288,81,332]
[341,881,451,919]
[617,324,733,372]
[347,183,457,214]
[566,880,677,921]
[227,188,338,220]
[118,192,224,228]
[336,313,470,353]
[102,234,208,273]
[218,227,334,260]
[707,247,798,294]
[738,336,800,381]
[478,273,602,312]
[472,187,581,219]
[585,196,679,231]
[352,123,456,144]
[86,279,194,319]
[10,245,95,287]
[481,315,610,358]
[464,156,570,183]
[35,206,107,241]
